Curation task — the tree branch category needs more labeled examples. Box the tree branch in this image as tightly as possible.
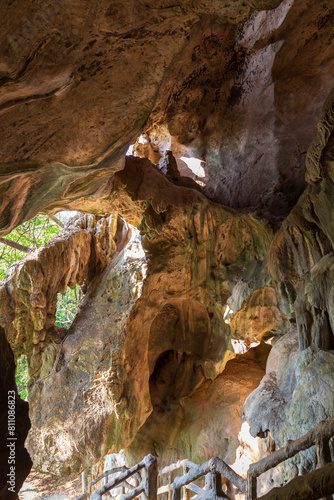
[0,237,31,253]
[49,214,64,228]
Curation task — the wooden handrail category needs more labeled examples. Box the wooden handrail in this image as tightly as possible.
[121,483,146,500]
[172,461,209,500]
[171,457,246,500]
[249,417,334,477]
[159,459,197,475]
[247,417,334,499]
[78,465,133,499]
[257,461,334,500]
[75,416,334,500]
[211,457,246,493]
[89,466,129,492]
[90,454,157,500]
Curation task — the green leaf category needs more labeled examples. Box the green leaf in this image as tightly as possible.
[55,284,81,328]
[15,355,30,400]
[0,214,62,280]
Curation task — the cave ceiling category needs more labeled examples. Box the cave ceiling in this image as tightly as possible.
[0,0,333,233]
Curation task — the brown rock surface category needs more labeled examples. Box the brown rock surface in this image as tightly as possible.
[241,88,334,491]
[268,88,334,351]
[230,286,290,344]
[268,88,334,283]
[25,221,147,474]
[244,328,334,486]
[0,0,333,232]
[0,0,333,495]
[142,0,334,224]
[0,0,283,235]
[125,346,268,468]
[0,214,120,364]
[1,197,273,476]
[0,214,124,478]
[0,326,32,499]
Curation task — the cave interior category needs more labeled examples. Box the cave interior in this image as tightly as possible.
[0,0,334,498]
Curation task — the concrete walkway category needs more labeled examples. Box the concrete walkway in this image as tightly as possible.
[19,469,81,500]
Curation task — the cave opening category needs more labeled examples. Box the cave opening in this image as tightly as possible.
[149,350,202,415]
[126,129,208,192]
[55,284,84,330]
[0,213,64,280]
[15,355,30,401]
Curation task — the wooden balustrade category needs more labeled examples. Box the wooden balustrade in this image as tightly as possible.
[171,457,245,500]
[89,454,157,500]
[75,416,334,500]
[246,416,334,500]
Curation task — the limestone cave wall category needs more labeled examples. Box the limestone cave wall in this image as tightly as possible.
[0,0,334,498]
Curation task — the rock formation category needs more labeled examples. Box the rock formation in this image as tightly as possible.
[0,0,334,497]
[0,327,32,499]
[243,85,334,489]
[1,197,274,476]
[244,328,334,486]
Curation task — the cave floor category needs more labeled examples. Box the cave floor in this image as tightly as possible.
[19,469,81,500]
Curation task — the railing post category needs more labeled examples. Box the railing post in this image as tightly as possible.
[246,472,257,500]
[172,486,181,500]
[214,472,223,498]
[141,467,147,500]
[205,472,213,491]
[316,438,331,468]
[209,472,224,498]
[146,455,158,500]
[168,470,174,500]
[182,466,190,500]
[88,481,93,497]
[316,439,332,500]
[82,470,87,494]
[208,459,224,499]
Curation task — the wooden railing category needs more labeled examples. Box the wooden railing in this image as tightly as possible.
[76,466,143,500]
[158,458,198,499]
[258,461,334,500]
[246,416,334,500]
[75,416,334,500]
[158,457,246,500]
[88,454,157,500]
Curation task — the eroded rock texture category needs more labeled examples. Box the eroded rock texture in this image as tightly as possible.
[230,286,290,345]
[0,0,334,496]
[125,345,271,469]
[26,222,146,474]
[0,0,333,232]
[244,329,334,486]
[1,195,277,476]
[243,79,334,487]
[0,213,135,474]
[1,214,120,361]
[268,89,334,352]
[0,0,283,235]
